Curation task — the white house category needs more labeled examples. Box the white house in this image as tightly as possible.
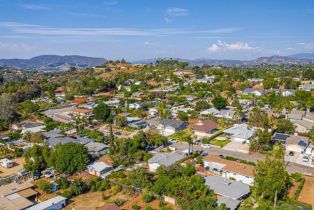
[148,108,158,116]
[21,123,46,134]
[87,161,113,177]
[223,123,255,143]
[27,196,67,210]
[242,88,265,96]
[203,155,254,185]
[0,158,14,168]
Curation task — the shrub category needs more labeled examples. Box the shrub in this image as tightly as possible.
[144,206,153,210]
[132,204,141,210]
[113,198,126,206]
[142,194,154,203]
[36,179,52,193]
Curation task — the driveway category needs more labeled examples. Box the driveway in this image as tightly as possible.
[222,141,250,154]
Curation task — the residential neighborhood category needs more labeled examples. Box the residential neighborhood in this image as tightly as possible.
[0,1,314,209]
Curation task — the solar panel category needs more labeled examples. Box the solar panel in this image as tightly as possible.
[272,133,289,142]
[298,140,308,147]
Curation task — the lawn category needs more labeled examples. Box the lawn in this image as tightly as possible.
[209,139,231,148]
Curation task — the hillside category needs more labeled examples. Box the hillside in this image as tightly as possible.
[0,55,106,71]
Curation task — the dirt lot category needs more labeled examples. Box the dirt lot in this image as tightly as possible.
[298,176,314,206]
[0,157,25,178]
[121,194,180,210]
[64,191,132,210]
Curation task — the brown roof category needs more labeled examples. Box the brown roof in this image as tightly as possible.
[0,182,34,197]
[192,120,218,133]
[17,188,38,198]
[203,154,254,177]
[97,155,113,166]
[0,196,34,210]
[72,108,92,114]
[97,203,121,210]
[71,97,88,104]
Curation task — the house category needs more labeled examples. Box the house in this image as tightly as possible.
[204,176,250,210]
[0,158,14,168]
[223,123,255,143]
[148,108,158,116]
[157,119,188,136]
[174,70,193,76]
[298,82,314,91]
[54,87,65,97]
[280,89,295,97]
[248,78,263,83]
[196,75,215,84]
[85,142,109,158]
[0,182,37,210]
[104,99,120,107]
[148,152,185,172]
[271,133,291,144]
[203,155,255,185]
[288,110,314,133]
[129,102,142,109]
[287,109,305,120]
[192,120,218,139]
[285,135,309,157]
[21,123,46,134]
[71,97,88,105]
[45,135,92,147]
[87,161,113,177]
[242,88,265,96]
[129,121,148,129]
[71,108,93,117]
[200,108,236,120]
[27,196,67,210]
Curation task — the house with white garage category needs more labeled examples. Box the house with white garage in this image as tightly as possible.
[242,88,265,96]
[157,119,188,136]
[223,123,255,143]
[203,154,255,185]
[148,151,185,172]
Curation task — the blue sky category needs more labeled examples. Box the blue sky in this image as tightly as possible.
[0,0,314,60]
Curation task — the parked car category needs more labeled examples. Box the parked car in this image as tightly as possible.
[302,156,309,162]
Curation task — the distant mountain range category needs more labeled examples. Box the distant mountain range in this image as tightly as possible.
[0,53,314,70]
[0,55,106,71]
[134,53,314,66]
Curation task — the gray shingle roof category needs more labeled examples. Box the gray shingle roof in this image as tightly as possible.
[217,196,241,210]
[160,119,187,130]
[223,123,255,140]
[148,152,185,167]
[204,176,250,200]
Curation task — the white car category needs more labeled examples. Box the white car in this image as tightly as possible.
[302,156,309,162]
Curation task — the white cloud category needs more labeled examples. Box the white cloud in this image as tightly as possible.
[164,17,172,23]
[19,4,49,10]
[208,40,256,52]
[298,42,314,49]
[0,21,240,37]
[166,8,189,16]
[207,44,220,52]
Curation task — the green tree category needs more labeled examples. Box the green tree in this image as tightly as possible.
[49,142,89,174]
[276,119,295,134]
[195,100,210,111]
[21,100,40,114]
[212,95,228,110]
[253,156,290,207]
[93,103,112,123]
[24,144,51,173]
